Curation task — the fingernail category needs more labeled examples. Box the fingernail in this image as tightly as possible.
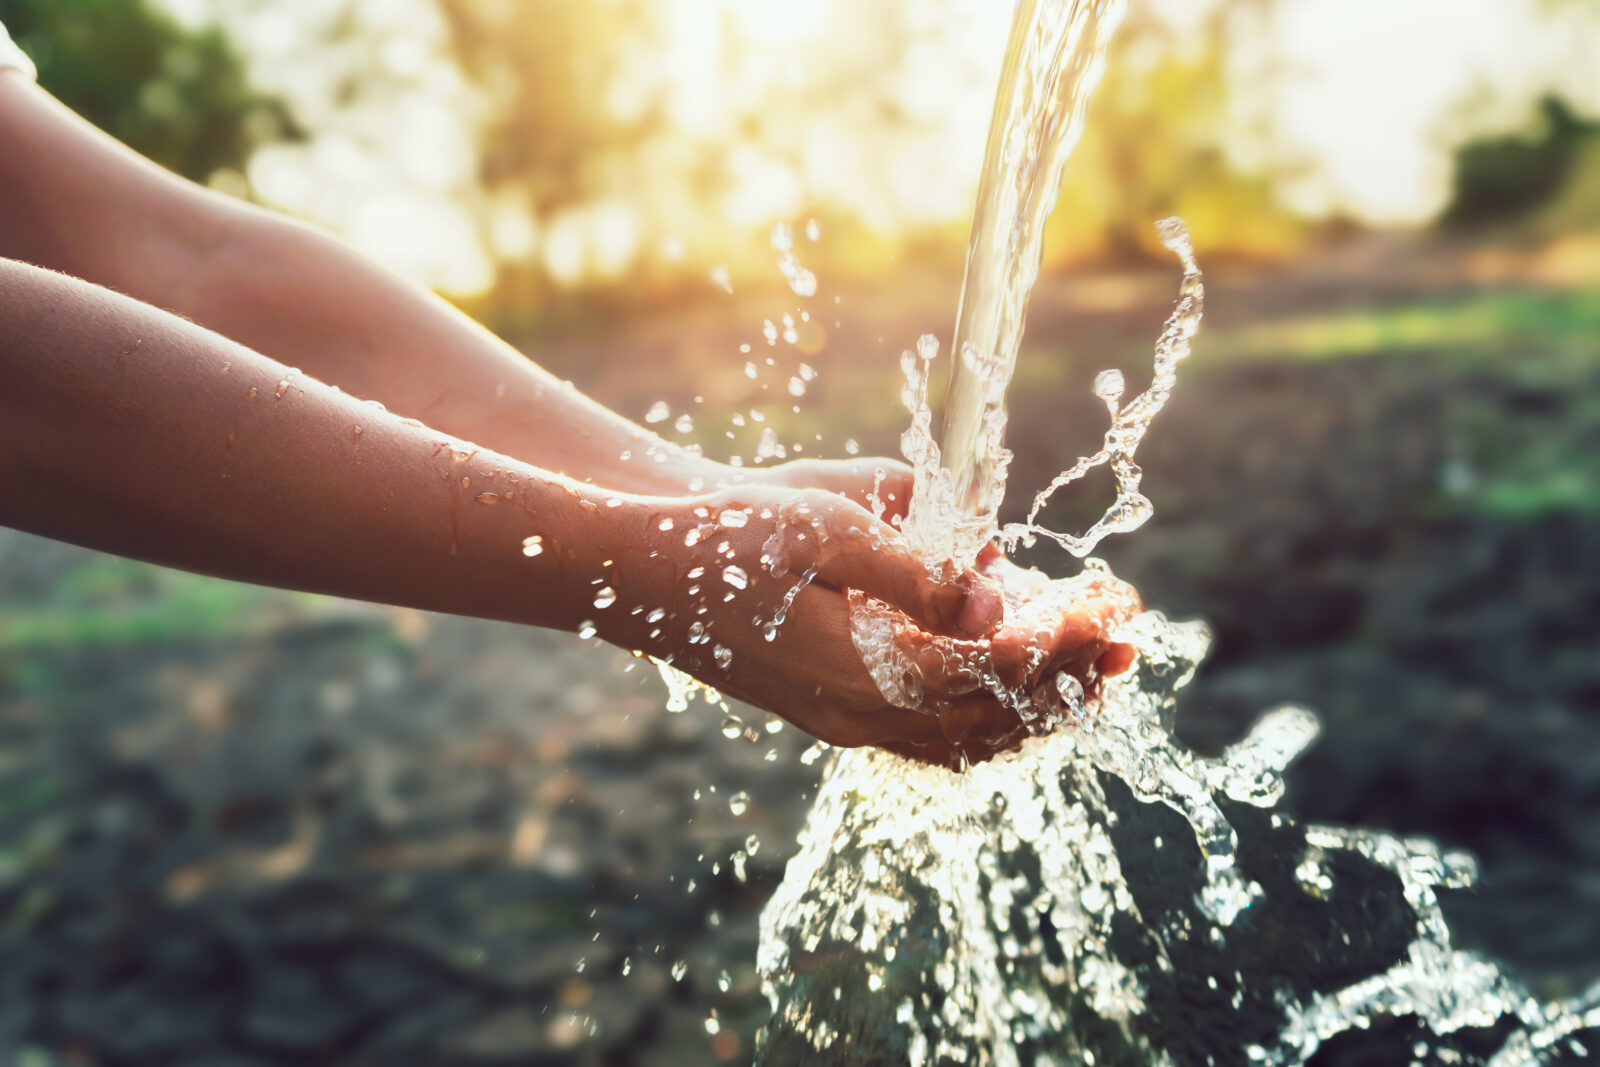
[957,577,1003,636]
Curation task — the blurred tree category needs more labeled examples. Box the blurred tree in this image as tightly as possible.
[0,0,291,186]
[1043,0,1302,267]
[1442,95,1599,228]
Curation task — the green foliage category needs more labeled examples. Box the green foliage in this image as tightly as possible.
[0,557,322,650]
[0,0,290,183]
[1442,96,1599,227]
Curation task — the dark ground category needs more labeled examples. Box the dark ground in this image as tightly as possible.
[1,231,1597,1064]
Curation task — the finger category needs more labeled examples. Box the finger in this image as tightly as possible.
[816,531,1002,638]
[935,693,1026,757]
[785,458,914,523]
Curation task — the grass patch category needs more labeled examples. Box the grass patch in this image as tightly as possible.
[0,557,326,650]
[1214,288,1600,366]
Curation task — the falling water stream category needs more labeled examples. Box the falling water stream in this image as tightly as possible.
[751,0,1600,1063]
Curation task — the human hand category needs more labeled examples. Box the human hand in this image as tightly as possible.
[845,546,1141,766]
[726,456,914,524]
[589,482,1006,759]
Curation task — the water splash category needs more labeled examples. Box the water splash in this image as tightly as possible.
[761,614,1600,1064]
[1000,218,1201,558]
[751,0,1600,1060]
[901,0,1130,569]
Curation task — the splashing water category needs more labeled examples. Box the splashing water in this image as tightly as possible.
[754,0,1600,1062]
[900,0,1130,570]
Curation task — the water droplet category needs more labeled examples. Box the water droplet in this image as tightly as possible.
[1093,368,1125,402]
[577,619,597,639]
[762,319,779,345]
[713,644,732,668]
[593,587,617,609]
[1055,672,1085,715]
[788,376,806,397]
[522,535,544,557]
[721,714,743,739]
[709,265,733,294]
[770,222,794,251]
[718,508,749,528]
[844,438,861,456]
[728,791,749,816]
[744,361,758,380]
[671,960,688,982]
[475,492,500,505]
[657,517,674,531]
[717,970,732,992]
[805,218,821,242]
[644,401,670,424]
[687,621,708,644]
[745,833,760,855]
[721,565,749,590]
[621,957,632,976]
[646,608,666,624]
[674,413,694,434]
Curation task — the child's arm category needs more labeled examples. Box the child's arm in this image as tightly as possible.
[0,257,1014,760]
[0,72,852,499]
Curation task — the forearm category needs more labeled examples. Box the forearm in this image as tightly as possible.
[0,74,722,495]
[175,206,724,494]
[0,257,628,631]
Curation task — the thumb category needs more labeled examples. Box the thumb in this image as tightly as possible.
[812,525,1003,637]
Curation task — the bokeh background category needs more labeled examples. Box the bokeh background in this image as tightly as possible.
[1,0,1598,1063]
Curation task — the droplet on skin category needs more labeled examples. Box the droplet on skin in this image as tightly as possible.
[475,492,499,504]
[709,265,733,294]
[522,535,544,557]
[721,714,743,739]
[721,565,749,590]
[844,438,860,456]
[762,320,779,345]
[713,644,732,668]
[788,377,806,397]
[647,608,666,623]
[743,362,758,380]
[658,517,674,531]
[671,960,688,982]
[770,222,793,251]
[674,413,694,434]
[718,509,749,528]
[577,620,597,639]
[727,791,750,816]
[594,587,617,609]
[645,401,670,424]
[805,218,821,242]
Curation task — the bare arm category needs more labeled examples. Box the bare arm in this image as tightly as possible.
[0,258,1027,761]
[0,71,716,495]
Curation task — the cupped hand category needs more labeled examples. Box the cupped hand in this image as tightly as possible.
[846,548,1142,766]
[596,482,1003,760]
[596,484,1141,769]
